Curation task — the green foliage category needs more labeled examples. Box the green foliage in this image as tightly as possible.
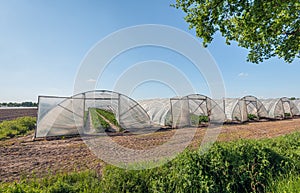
[234,116,239,121]
[0,117,36,140]
[101,132,300,193]
[0,170,102,193]
[173,0,300,63]
[1,132,299,192]
[190,114,199,125]
[190,114,209,126]
[90,108,123,131]
[89,108,123,132]
[267,174,300,193]
[89,108,110,132]
[199,115,209,123]
[101,167,154,193]
[0,102,37,107]
[96,109,121,129]
[284,112,291,118]
[247,114,258,120]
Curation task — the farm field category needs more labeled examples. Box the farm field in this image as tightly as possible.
[1,118,300,183]
[0,108,37,122]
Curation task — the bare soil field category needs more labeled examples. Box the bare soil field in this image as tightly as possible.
[0,108,37,122]
[1,118,300,182]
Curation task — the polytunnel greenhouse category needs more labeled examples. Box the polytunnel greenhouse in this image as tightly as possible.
[138,98,173,127]
[35,90,300,138]
[261,97,299,119]
[139,94,225,128]
[215,98,240,122]
[228,96,269,122]
[35,90,151,138]
[174,94,225,127]
[294,99,300,116]
[215,96,269,122]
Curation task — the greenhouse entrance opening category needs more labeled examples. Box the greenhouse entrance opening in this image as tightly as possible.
[83,96,122,133]
[35,90,151,138]
[261,97,300,119]
[232,96,268,122]
[170,94,225,128]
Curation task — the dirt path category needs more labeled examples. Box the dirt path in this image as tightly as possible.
[1,118,300,182]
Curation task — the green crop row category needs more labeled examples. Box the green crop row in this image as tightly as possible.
[96,108,124,131]
[95,109,119,127]
[247,114,258,120]
[190,114,209,126]
[284,112,291,118]
[0,117,36,140]
[89,108,110,132]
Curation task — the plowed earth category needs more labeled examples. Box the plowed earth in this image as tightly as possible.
[0,108,37,122]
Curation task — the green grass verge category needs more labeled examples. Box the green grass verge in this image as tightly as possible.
[101,132,300,193]
[1,132,299,192]
[0,117,36,140]
[102,133,300,192]
[0,170,102,193]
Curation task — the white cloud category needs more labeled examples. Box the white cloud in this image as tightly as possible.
[86,78,97,82]
[238,72,249,77]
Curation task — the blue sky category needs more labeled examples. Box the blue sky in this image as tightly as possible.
[0,0,299,102]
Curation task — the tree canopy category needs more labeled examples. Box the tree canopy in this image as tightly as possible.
[173,0,300,63]
[0,102,37,107]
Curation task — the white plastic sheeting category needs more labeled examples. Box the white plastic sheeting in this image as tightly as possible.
[139,94,225,128]
[215,98,239,121]
[294,100,300,116]
[229,96,269,122]
[215,96,268,122]
[172,94,225,127]
[138,98,172,126]
[36,96,80,138]
[35,90,151,138]
[36,91,300,137]
[261,97,299,119]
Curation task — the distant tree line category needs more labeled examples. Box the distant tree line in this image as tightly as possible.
[0,102,38,107]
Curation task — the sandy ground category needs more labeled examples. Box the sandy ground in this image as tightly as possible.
[1,118,300,182]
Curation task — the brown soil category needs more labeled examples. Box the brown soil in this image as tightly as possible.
[0,108,37,122]
[1,118,300,183]
[0,135,101,183]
